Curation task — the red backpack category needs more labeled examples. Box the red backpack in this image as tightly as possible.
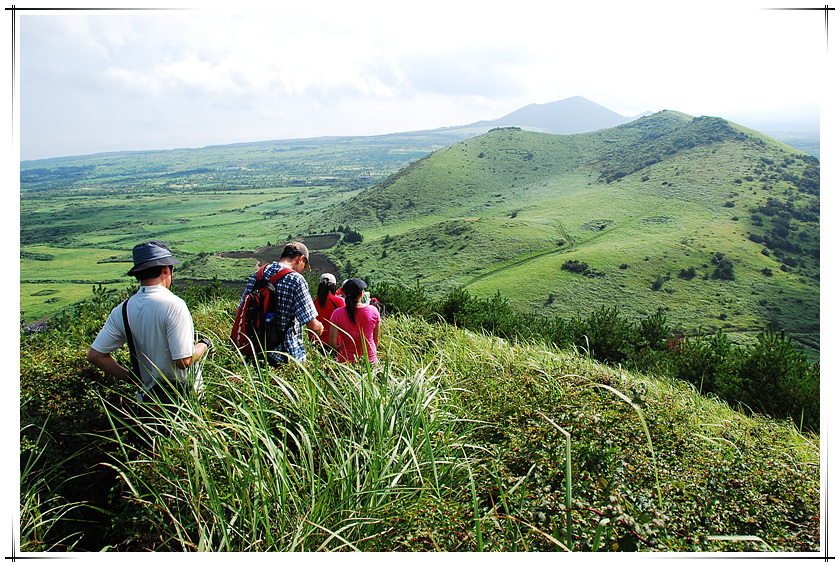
[230,265,294,360]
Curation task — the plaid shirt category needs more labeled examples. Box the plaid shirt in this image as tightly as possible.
[239,263,318,363]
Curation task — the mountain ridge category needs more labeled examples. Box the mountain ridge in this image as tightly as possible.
[464,95,640,134]
[21,96,818,164]
[314,111,819,351]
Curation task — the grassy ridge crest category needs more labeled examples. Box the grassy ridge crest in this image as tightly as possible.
[315,112,819,352]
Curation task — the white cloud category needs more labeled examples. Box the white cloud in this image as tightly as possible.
[16,0,828,160]
[101,66,161,97]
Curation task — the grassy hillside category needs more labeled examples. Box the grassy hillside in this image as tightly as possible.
[19,112,819,357]
[313,113,819,352]
[20,287,819,552]
[19,132,469,322]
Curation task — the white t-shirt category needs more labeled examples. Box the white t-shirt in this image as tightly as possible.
[91,285,195,392]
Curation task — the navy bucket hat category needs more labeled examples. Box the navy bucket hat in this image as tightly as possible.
[127,240,182,276]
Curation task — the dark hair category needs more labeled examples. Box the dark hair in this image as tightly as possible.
[341,278,366,324]
[344,290,360,324]
[280,242,308,261]
[280,249,303,260]
[317,279,335,308]
[133,265,166,282]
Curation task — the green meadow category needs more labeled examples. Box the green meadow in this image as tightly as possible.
[21,112,818,355]
[20,184,356,321]
[313,115,819,353]
[19,113,821,553]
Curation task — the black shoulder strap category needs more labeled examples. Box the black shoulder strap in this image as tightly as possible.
[263,267,297,345]
[122,298,143,381]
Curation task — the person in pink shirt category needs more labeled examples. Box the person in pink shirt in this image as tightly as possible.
[329,278,380,364]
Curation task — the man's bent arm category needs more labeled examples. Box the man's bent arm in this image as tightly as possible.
[87,348,133,382]
[174,341,209,370]
[306,318,324,338]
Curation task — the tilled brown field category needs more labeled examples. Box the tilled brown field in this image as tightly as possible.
[190,240,341,294]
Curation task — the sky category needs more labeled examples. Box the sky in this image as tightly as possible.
[12,0,834,161]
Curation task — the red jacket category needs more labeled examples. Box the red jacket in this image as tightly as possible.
[314,293,345,345]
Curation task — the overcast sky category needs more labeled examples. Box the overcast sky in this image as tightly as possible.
[14,0,833,161]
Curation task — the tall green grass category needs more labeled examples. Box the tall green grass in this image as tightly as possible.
[20,422,92,552]
[20,288,820,552]
[94,347,470,551]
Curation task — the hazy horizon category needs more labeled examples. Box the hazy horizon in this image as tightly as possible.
[15,1,829,161]
[18,97,822,163]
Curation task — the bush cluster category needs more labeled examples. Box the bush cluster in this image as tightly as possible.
[371,283,819,431]
[710,252,735,281]
[336,224,364,243]
[561,260,603,277]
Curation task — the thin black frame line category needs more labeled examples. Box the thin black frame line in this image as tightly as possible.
[5,7,186,10]
[10,5,14,157]
[6,516,74,560]
[759,9,830,560]
[762,4,834,49]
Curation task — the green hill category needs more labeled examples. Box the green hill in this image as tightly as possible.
[18,132,464,322]
[312,112,819,352]
[20,287,819,552]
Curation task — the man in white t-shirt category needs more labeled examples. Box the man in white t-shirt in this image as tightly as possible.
[87,240,212,407]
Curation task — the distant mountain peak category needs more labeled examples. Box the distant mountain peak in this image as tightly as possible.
[466,96,635,135]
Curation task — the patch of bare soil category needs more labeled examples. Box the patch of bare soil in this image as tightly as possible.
[186,251,341,295]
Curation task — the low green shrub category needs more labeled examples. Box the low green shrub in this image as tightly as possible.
[669,330,737,395]
[370,282,819,431]
[730,327,819,430]
[575,306,636,365]
[371,281,435,318]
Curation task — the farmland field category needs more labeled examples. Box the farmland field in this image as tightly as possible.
[19,188,350,322]
[19,131,473,322]
[20,115,819,359]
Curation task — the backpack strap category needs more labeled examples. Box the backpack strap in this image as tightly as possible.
[121,297,143,382]
[268,267,294,283]
[253,264,294,285]
[261,266,297,343]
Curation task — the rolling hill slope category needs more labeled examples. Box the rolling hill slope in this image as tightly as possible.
[18,105,818,352]
[313,111,819,350]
